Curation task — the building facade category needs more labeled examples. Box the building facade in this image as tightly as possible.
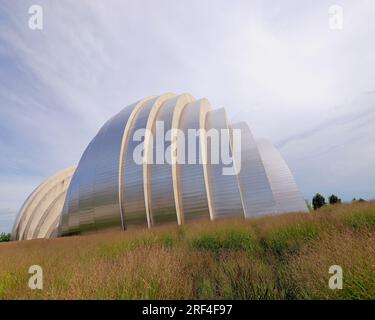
[12,93,308,240]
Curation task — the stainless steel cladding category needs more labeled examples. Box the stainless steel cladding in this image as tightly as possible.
[12,93,309,240]
[147,94,194,226]
[257,139,309,213]
[204,109,244,219]
[60,98,153,235]
[122,94,174,229]
[231,122,277,217]
[176,99,211,223]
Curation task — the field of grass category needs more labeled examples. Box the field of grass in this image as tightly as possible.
[1,201,375,299]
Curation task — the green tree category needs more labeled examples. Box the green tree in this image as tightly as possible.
[312,193,326,210]
[0,232,11,242]
[328,194,341,205]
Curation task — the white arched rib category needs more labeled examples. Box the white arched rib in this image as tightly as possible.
[142,93,175,228]
[118,96,156,230]
[170,94,196,225]
[198,98,215,221]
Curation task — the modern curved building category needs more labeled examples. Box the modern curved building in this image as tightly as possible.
[12,93,308,240]
[12,167,75,240]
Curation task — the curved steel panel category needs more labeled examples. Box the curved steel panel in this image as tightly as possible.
[204,109,244,219]
[146,94,195,226]
[60,98,153,236]
[60,138,98,236]
[170,97,195,225]
[34,191,66,238]
[91,99,152,231]
[121,94,175,229]
[231,122,277,217]
[176,99,211,222]
[24,180,67,239]
[256,139,309,213]
[118,96,156,229]
[45,215,60,238]
[12,183,43,239]
[12,167,75,240]
[16,178,59,239]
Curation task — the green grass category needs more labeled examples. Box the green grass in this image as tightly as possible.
[343,210,375,231]
[263,222,320,257]
[0,201,375,299]
[191,230,258,253]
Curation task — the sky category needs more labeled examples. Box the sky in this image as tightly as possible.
[1,0,375,233]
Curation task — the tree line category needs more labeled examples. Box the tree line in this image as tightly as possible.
[311,193,367,211]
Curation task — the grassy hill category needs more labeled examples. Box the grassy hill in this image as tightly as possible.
[1,202,375,299]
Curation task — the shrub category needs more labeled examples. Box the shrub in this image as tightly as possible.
[352,198,367,203]
[0,233,11,242]
[312,193,326,210]
[328,194,341,205]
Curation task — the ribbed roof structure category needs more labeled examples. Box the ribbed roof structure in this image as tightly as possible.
[12,93,308,240]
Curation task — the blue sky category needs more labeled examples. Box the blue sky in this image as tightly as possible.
[1,0,375,233]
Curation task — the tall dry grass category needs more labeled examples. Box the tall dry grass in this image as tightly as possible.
[1,201,375,299]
